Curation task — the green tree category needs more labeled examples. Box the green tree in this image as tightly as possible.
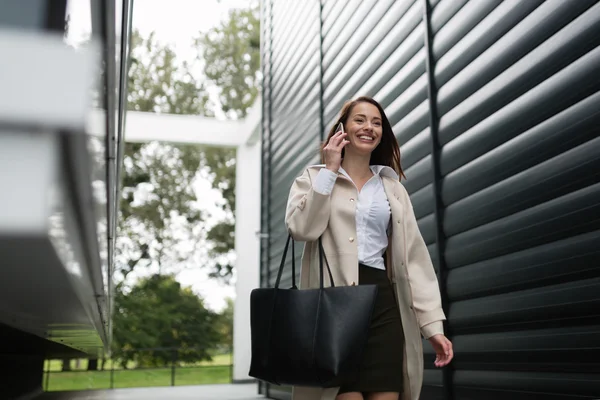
[117,20,262,283]
[195,3,260,120]
[202,147,237,280]
[195,3,261,280]
[111,30,212,365]
[112,275,219,367]
[116,30,210,284]
[215,297,234,352]
[128,30,211,115]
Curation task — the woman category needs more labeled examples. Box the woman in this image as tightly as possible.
[285,96,453,400]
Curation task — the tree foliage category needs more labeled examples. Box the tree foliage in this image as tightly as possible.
[112,275,220,367]
[196,3,261,120]
[214,297,234,351]
[111,18,261,363]
[195,3,261,279]
[128,30,211,115]
[201,147,237,279]
[118,13,261,283]
[113,2,263,361]
[116,30,209,284]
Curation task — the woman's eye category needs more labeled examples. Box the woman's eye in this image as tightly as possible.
[355,119,364,123]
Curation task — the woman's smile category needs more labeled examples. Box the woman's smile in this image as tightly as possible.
[357,133,375,142]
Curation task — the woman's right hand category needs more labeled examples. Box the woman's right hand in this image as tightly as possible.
[323,130,349,173]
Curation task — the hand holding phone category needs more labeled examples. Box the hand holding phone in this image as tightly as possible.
[324,122,349,172]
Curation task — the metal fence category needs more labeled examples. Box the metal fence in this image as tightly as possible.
[43,347,233,391]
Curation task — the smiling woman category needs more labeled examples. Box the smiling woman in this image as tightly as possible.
[322,97,405,181]
[264,0,600,398]
[286,96,453,400]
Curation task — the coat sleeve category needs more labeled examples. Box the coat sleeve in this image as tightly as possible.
[285,169,332,242]
[402,186,447,339]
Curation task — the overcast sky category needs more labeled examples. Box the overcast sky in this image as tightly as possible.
[70,0,255,311]
[132,0,252,61]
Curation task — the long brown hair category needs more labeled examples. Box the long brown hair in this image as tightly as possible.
[321,96,405,180]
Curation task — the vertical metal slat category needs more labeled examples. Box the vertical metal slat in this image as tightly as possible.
[423,0,453,399]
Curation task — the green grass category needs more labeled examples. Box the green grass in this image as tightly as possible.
[45,365,232,391]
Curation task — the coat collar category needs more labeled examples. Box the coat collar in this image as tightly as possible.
[308,164,400,180]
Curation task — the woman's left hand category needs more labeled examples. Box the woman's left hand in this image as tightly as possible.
[428,334,453,367]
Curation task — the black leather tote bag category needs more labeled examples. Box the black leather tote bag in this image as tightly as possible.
[249,235,378,388]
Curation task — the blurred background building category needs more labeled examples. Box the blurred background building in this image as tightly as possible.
[0,0,133,398]
[0,1,263,399]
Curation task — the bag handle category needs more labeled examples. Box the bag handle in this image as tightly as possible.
[318,238,334,289]
[274,235,295,289]
[274,234,334,289]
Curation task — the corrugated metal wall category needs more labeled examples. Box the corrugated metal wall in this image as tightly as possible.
[260,0,600,399]
[260,0,322,294]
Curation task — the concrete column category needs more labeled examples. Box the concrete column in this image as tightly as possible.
[232,138,261,382]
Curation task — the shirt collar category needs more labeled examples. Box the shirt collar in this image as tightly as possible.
[313,164,397,181]
[369,165,399,180]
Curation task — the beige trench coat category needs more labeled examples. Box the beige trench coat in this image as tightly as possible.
[285,165,446,400]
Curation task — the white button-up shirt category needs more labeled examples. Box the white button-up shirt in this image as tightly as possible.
[312,165,398,270]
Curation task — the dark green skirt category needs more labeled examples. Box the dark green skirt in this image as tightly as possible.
[338,263,405,395]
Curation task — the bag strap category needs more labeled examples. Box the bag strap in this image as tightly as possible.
[318,238,335,289]
[274,234,334,289]
[274,235,295,289]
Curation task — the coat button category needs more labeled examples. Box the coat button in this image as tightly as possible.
[350,198,355,202]
[349,237,354,242]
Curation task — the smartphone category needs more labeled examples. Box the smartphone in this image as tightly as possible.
[335,122,345,134]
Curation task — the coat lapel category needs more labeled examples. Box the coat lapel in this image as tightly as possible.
[382,176,404,229]
[382,176,404,281]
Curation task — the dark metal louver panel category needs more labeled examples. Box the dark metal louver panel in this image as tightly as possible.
[260,0,600,398]
[435,0,600,397]
[263,0,321,290]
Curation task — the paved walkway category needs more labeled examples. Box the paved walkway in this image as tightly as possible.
[37,383,263,400]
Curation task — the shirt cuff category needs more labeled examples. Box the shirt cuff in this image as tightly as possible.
[313,168,338,195]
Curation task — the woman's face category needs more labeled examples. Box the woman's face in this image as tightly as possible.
[344,102,383,155]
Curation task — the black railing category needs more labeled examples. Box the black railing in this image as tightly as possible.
[43,347,233,392]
